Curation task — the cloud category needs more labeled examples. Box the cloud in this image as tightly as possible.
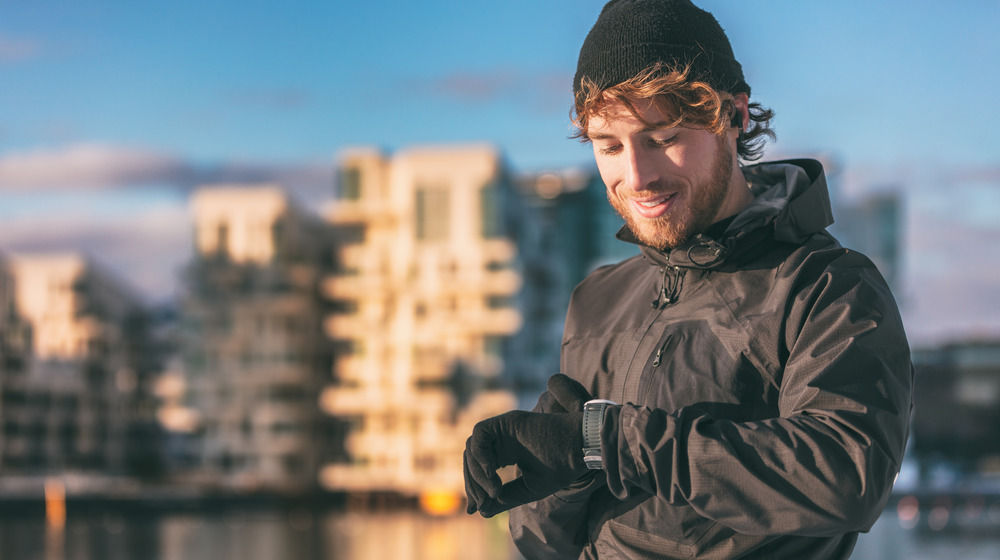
[0,143,338,303]
[899,174,1000,345]
[903,270,1000,346]
[0,141,340,303]
[0,144,187,189]
[0,35,41,63]
[951,165,1000,183]
[0,143,334,203]
[0,204,192,303]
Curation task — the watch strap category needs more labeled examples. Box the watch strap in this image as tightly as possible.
[582,399,617,469]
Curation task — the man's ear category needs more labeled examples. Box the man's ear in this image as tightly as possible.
[729,110,743,131]
[731,93,749,133]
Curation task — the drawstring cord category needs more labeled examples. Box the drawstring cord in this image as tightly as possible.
[651,266,685,308]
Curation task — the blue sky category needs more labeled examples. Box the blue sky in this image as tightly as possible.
[1,0,999,344]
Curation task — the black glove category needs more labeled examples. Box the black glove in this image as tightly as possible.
[464,374,593,517]
[532,372,588,413]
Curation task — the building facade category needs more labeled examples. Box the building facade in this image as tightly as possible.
[830,191,903,294]
[911,340,1000,471]
[318,146,523,502]
[0,257,31,473]
[0,254,157,478]
[510,168,638,399]
[182,186,336,492]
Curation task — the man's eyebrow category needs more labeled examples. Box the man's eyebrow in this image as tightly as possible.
[587,122,674,141]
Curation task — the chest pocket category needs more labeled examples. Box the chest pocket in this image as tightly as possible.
[636,322,773,419]
[561,327,647,401]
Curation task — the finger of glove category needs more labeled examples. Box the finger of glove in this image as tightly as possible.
[462,448,484,515]
[547,373,592,411]
[465,425,505,499]
[533,390,567,414]
[479,476,554,518]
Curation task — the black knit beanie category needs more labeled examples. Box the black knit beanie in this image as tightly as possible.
[574,0,750,97]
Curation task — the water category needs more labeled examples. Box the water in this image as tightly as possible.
[0,507,996,560]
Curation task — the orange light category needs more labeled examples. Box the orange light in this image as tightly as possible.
[419,489,462,516]
[44,478,66,529]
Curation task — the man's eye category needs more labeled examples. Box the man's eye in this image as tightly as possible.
[598,145,622,155]
[650,137,676,147]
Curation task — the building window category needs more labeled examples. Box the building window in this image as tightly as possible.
[339,166,362,201]
[484,335,506,359]
[332,338,364,358]
[415,454,437,471]
[271,422,304,435]
[329,299,359,315]
[272,219,285,259]
[336,223,366,245]
[269,385,308,403]
[486,259,514,272]
[486,295,514,309]
[283,454,304,475]
[216,223,229,258]
[415,186,450,241]
[480,182,503,238]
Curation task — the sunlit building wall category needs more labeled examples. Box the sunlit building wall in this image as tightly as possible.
[183,186,336,492]
[318,146,520,500]
[1,254,154,475]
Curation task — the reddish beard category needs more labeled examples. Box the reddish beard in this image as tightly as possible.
[609,133,734,250]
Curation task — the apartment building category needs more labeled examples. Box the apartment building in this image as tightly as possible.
[911,340,1000,469]
[0,257,31,472]
[0,253,155,476]
[318,146,523,502]
[183,186,336,492]
[830,191,903,293]
[509,169,639,396]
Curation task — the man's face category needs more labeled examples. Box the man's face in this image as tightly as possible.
[587,97,744,250]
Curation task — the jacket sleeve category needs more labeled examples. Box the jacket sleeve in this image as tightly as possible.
[601,259,914,536]
[507,385,606,559]
[508,475,605,559]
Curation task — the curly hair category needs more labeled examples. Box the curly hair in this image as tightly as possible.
[572,63,775,162]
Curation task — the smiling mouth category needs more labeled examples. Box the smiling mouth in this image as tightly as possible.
[637,193,675,208]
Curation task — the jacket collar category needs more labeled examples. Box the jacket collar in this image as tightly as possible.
[618,158,833,269]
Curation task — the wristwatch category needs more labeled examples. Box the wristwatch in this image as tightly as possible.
[582,399,618,470]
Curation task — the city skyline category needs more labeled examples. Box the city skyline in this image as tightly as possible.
[1,1,999,345]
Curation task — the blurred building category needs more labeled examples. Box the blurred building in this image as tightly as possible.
[765,154,904,296]
[0,257,32,470]
[318,146,522,502]
[911,340,1000,473]
[0,253,159,477]
[830,191,903,293]
[511,169,637,398]
[181,186,337,493]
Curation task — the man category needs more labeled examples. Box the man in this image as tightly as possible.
[463,1,914,558]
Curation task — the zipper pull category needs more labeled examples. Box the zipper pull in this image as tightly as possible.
[652,339,669,367]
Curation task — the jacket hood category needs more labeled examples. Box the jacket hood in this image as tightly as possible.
[619,158,834,269]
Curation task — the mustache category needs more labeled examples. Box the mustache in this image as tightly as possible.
[614,179,684,199]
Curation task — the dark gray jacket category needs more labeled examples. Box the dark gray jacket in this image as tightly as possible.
[509,159,913,559]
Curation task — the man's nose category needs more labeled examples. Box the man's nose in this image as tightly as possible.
[624,148,660,192]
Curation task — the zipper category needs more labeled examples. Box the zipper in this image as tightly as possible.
[652,337,670,368]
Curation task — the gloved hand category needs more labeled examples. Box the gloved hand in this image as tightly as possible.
[532,372,589,413]
[464,374,593,517]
